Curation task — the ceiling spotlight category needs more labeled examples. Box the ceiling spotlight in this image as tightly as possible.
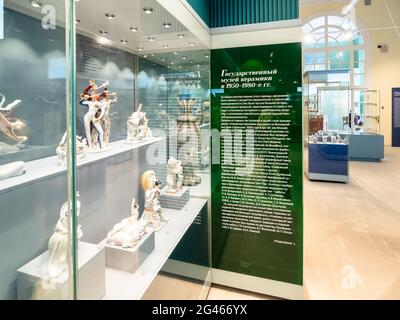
[178,34,185,39]
[105,13,116,20]
[161,57,166,61]
[120,40,128,45]
[204,54,209,58]
[151,54,155,57]
[174,51,179,55]
[143,7,154,14]
[170,62,174,65]
[162,44,168,48]
[99,30,108,35]
[31,1,42,8]
[98,37,109,45]
[189,42,195,47]
[148,37,155,42]
[130,27,138,32]
[143,54,148,58]
[163,23,172,29]
[190,60,194,64]
[182,56,187,60]
[137,47,144,52]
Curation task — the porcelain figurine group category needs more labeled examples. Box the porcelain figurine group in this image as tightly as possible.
[126,104,152,143]
[80,80,118,152]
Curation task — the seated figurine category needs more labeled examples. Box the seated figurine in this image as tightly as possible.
[141,170,168,229]
[106,199,147,248]
[48,195,83,279]
[0,161,25,181]
[166,157,183,193]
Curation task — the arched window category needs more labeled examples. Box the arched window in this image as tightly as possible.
[303,14,367,88]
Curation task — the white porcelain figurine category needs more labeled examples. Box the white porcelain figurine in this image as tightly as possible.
[0,161,25,181]
[82,99,106,151]
[48,195,83,279]
[166,157,183,193]
[106,199,148,248]
[141,170,167,229]
[126,104,152,143]
[56,132,86,165]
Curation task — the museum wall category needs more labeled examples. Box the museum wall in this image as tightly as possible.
[301,0,400,146]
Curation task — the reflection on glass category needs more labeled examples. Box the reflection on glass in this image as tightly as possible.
[0,0,73,300]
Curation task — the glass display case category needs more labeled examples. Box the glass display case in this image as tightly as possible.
[346,88,384,162]
[303,70,350,183]
[0,0,211,300]
[353,88,381,134]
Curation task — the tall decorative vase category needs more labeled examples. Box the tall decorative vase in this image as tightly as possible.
[176,95,202,186]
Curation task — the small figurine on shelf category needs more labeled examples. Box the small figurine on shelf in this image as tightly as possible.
[0,94,28,146]
[166,157,183,193]
[126,104,152,143]
[106,199,148,248]
[137,115,152,140]
[0,161,25,181]
[56,132,86,165]
[48,194,83,279]
[141,170,168,230]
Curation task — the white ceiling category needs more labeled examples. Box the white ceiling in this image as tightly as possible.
[4,0,207,58]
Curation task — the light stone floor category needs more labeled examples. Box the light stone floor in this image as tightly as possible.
[143,147,400,300]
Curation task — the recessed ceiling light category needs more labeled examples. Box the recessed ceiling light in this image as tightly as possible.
[190,60,194,64]
[162,44,168,48]
[182,56,187,60]
[105,13,115,20]
[161,57,166,61]
[98,37,109,45]
[130,27,138,32]
[143,7,153,14]
[143,54,148,58]
[170,62,174,65]
[120,40,128,45]
[148,37,155,42]
[151,54,155,57]
[204,54,209,58]
[163,22,172,28]
[137,46,144,51]
[99,30,108,35]
[174,51,179,55]
[31,1,42,8]
[178,34,185,39]
[189,42,195,47]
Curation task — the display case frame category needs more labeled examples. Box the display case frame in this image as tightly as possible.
[303,70,351,183]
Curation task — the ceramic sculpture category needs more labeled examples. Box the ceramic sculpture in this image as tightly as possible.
[0,161,25,181]
[166,157,183,193]
[141,170,167,229]
[176,96,201,186]
[48,195,83,279]
[106,199,148,248]
[0,112,28,144]
[126,104,152,143]
[56,132,86,165]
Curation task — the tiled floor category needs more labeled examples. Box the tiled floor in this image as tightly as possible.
[303,147,400,300]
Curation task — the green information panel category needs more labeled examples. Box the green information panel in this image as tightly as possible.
[211,43,303,285]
